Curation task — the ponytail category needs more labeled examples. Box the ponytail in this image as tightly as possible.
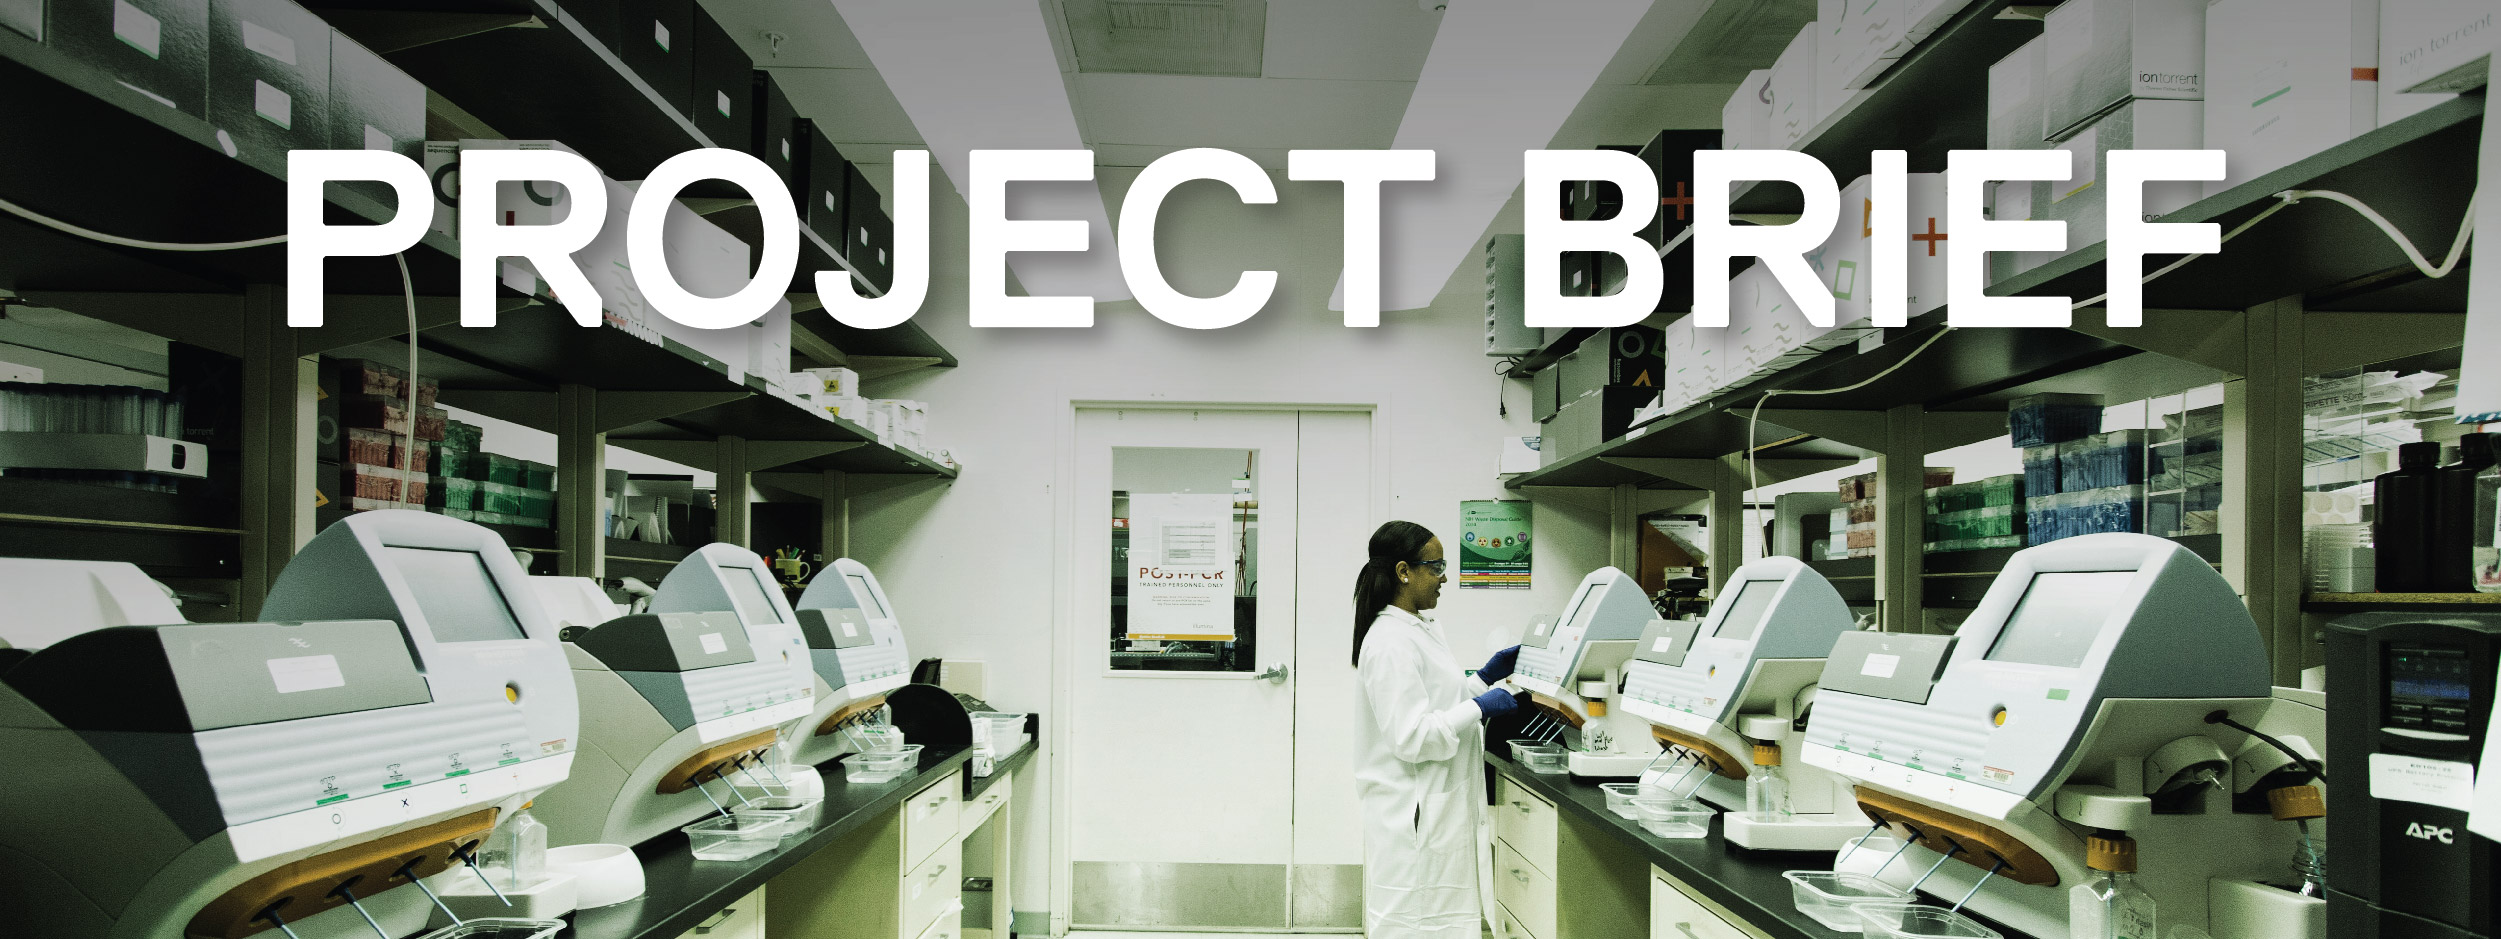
[1352,520,1436,667]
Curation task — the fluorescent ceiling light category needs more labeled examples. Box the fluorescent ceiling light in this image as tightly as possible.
[832,0,1131,302]
[1336,0,1656,313]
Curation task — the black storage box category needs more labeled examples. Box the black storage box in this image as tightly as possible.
[752,70,798,189]
[794,119,847,250]
[844,162,892,291]
[51,0,211,117]
[208,0,329,160]
[616,0,692,117]
[688,6,748,148]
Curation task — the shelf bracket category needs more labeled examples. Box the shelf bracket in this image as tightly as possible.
[2066,308,2247,374]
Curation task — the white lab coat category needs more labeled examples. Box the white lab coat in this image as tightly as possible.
[1353,606,1490,939]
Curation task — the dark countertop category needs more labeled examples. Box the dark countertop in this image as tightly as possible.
[965,741,1037,803]
[1487,753,1859,939]
[563,746,975,939]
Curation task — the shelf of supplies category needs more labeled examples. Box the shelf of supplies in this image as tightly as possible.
[1730,0,2039,214]
[0,477,241,577]
[2305,592,2501,611]
[1995,94,2485,315]
[0,24,467,304]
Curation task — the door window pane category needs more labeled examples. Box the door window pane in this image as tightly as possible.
[1111,447,1257,672]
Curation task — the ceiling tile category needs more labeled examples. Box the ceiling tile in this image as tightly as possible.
[1258,0,1440,81]
[767,67,927,148]
[1070,73,1413,150]
[700,0,877,69]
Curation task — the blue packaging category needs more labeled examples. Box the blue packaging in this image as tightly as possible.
[2059,430,2147,492]
[2024,445,2061,497]
[2008,393,2103,448]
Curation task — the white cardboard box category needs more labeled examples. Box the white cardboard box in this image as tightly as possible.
[1664,316,1729,404]
[2381,0,2494,93]
[1499,436,1544,476]
[2040,98,2206,251]
[747,299,792,390]
[1822,172,1953,322]
[1828,0,1909,89]
[2204,0,2381,196]
[1770,26,1822,148]
[1989,37,2048,150]
[2043,0,2208,140]
[1723,69,1773,150]
[424,139,583,241]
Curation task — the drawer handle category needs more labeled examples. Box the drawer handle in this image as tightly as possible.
[927,864,950,882]
[1512,801,1530,814]
[1674,923,1700,939]
[693,908,737,934]
[1509,868,1529,884]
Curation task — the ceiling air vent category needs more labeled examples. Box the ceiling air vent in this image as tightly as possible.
[1061,0,1267,77]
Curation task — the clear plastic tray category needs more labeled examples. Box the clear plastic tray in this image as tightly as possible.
[1782,870,1913,932]
[1854,903,2003,939]
[416,919,568,939]
[734,795,825,831]
[844,744,923,783]
[1514,743,1568,775]
[1632,798,1711,839]
[682,813,794,861]
[1599,783,1642,819]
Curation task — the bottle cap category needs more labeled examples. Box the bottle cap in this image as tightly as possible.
[2085,833,2137,872]
[2269,785,2325,821]
[2401,441,2441,469]
[1752,743,1781,766]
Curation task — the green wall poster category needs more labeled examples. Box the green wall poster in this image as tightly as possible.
[1457,500,1531,589]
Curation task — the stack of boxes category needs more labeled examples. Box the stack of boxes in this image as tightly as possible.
[426,418,557,529]
[1725,2,1976,153]
[2012,393,2154,544]
[1536,327,1663,463]
[794,367,936,457]
[1925,475,2028,553]
[317,359,443,514]
[1836,473,1879,559]
[2148,405,2225,537]
[2037,0,2208,255]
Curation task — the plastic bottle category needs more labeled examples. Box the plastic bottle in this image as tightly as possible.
[482,804,549,889]
[2068,833,2156,939]
[1744,743,1792,820]
[2375,442,2442,593]
[2434,434,2495,591]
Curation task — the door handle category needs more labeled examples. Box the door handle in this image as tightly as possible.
[1256,664,1290,684]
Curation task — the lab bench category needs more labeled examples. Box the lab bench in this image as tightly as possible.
[559,741,1030,939]
[1484,753,2040,939]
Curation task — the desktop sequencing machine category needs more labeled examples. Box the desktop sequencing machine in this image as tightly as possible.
[1511,566,1666,777]
[1805,533,2330,939]
[1620,555,1871,850]
[1,511,581,939]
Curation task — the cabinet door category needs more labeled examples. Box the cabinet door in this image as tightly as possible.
[680,885,766,939]
[1649,874,1757,939]
[1492,776,1559,876]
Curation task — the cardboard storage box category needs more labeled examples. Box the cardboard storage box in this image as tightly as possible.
[1817,172,1951,325]
[617,0,693,117]
[1769,25,1822,148]
[689,6,749,147]
[327,29,422,158]
[1722,70,1772,151]
[754,70,799,189]
[208,0,329,158]
[1554,326,1664,402]
[1543,387,1655,459]
[1820,0,1904,92]
[2042,0,2206,140]
[52,0,211,117]
[2039,98,2204,254]
[796,119,848,253]
[2381,0,2494,93]
[2204,0,2381,196]
[844,162,894,291]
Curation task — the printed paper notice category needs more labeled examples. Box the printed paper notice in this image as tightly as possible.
[267,655,345,694]
[1126,493,1238,641]
[2371,753,2476,813]
[1458,500,1532,589]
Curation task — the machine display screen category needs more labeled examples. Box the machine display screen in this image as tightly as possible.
[1711,580,1781,642]
[384,547,525,643]
[1983,571,2136,668]
[721,565,786,626]
[2390,647,2474,702]
[846,572,887,618]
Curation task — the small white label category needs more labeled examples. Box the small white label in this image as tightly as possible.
[254,80,292,128]
[716,90,733,118]
[113,0,162,59]
[1860,652,1901,679]
[364,124,393,151]
[2370,753,2476,812]
[1533,622,1550,635]
[241,20,297,65]
[268,655,346,694]
[841,621,860,638]
[699,632,729,655]
[653,20,671,51]
[781,138,791,161]
[1652,637,1673,653]
[825,191,836,211]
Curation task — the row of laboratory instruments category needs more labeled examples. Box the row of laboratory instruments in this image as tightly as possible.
[1497,531,2496,939]
[0,508,983,939]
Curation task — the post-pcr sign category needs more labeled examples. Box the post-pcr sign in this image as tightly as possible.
[1125,493,1238,642]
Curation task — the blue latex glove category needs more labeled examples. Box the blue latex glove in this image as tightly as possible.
[1473,687,1524,720]
[1477,645,1522,684]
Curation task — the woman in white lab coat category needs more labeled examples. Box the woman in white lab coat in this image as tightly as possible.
[1351,520,1525,939]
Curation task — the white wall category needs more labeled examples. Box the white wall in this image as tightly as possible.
[836,165,1616,924]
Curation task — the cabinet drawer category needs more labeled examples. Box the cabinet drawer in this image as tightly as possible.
[1492,839,1556,939]
[677,885,765,939]
[1494,902,1534,939]
[1493,776,1557,876]
[1650,872,1758,939]
[903,770,961,870]
[903,840,961,939]
[912,905,963,939]
[961,770,1013,833]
